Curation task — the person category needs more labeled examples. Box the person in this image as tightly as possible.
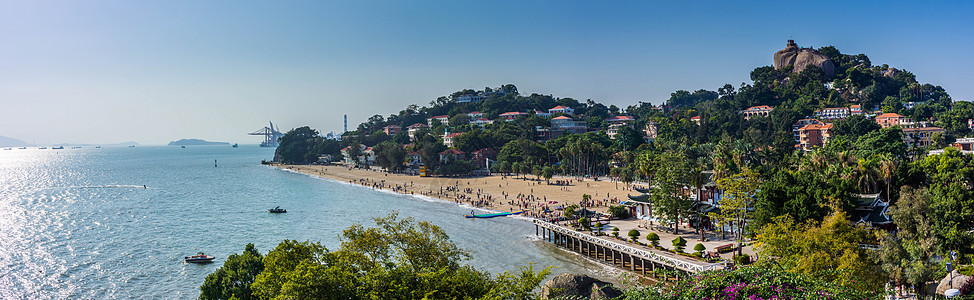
[470,210,474,215]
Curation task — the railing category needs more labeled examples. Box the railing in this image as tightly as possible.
[534,219,724,273]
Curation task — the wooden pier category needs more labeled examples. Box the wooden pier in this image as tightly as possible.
[534,219,723,279]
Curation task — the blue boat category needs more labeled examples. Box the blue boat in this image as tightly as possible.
[464,210,524,218]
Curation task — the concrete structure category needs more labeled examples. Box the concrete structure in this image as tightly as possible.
[850,104,863,115]
[814,107,850,120]
[606,123,631,140]
[901,127,945,148]
[427,115,450,126]
[605,116,635,125]
[456,94,485,103]
[534,110,551,118]
[469,118,493,127]
[549,105,575,115]
[875,113,908,128]
[467,111,484,119]
[643,122,659,142]
[382,125,401,136]
[740,105,773,120]
[954,137,974,151]
[471,148,497,169]
[797,123,833,151]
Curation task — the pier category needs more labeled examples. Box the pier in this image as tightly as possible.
[534,219,724,280]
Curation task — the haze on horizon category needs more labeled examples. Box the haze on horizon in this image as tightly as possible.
[1,1,972,145]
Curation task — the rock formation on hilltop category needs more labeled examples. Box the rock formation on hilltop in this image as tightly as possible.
[774,40,835,76]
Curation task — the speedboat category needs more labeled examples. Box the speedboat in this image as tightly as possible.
[181,145,185,148]
[268,206,287,213]
[232,143,238,148]
[184,253,215,263]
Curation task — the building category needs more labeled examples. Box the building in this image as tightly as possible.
[469,118,493,127]
[901,127,945,148]
[690,116,701,125]
[850,104,863,116]
[875,113,908,128]
[427,115,450,126]
[606,123,631,140]
[443,132,464,148]
[382,125,401,136]
[969,119,974,131]
[740,105,773,120]
[467,111,484,119]
[407,123,430,141]
[456,94,486,103]
[471,148,498,169]
[792,119,825,143]
[340,144,373,165]
[551,116,587,134]
[406,152,422,167]
[605,115,635,126]
[533,110,551,118]
[499,111,528,121]
[849,193,892,228]
[439,149,466,164]
[953,138,974,151]
[903,101,925,110]
[814,107,850,120]
[548,105,575,115]
[797,123,833,151]
[643,122,659,142]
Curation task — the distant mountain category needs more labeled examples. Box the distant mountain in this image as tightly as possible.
[0,136,32,147]
[168,139,230,146]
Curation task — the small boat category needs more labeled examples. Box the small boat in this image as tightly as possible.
[38,147,47,149]
[268,206,286,213]
[464,210,524,219]
[95,146,101,148]
[52,146,64,150]
[184,252,215,264]
[3,148,10,150]
[128,145,135,148]
[232,143,238,148]
[18,147,27,149]
[181,145,186,148]
[71,146,81,149]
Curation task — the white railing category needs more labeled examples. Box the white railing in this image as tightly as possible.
[534,220,724,273]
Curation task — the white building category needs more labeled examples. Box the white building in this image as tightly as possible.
[548,105,575,115]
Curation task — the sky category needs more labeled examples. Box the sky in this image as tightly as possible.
[1,1,972,145]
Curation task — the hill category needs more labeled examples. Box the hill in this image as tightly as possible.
[168,139,230,146]
[0,135,33,147]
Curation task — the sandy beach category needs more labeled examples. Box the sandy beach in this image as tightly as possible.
[279,164,637,220]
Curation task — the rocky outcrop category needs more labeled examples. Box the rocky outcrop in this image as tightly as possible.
[540,273,623,300]
[774,40,835,76]
[936,270,971,295]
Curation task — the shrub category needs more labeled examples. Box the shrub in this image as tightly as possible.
[577,217,590,230]
[693,243,706,255]
[628,229,641,242]
[612,227,620,238]
[607,205,630,219]
[646,232,660,247]
[672,236,687,253]
[734,253,751,265]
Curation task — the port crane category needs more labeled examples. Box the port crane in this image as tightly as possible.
[249,121,284,147]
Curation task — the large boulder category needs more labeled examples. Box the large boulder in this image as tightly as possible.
[540,273,623,300]
[936,270,971,295]
[773,40,835,76]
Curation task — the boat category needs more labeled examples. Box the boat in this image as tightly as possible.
[128,145,135,148]
[38,147,47,149]
[52,146,64,150]
[184,252,215,264]
[633,186,651,194]
[3,148,10,150]
[95,146,101,148]
[268,206,286,213]
[232,143,238,148]
[71,146,81,149]
[181,145,185,148]
[18,147,26,149]
[464,210,524,219]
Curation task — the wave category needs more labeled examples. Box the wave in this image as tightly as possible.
[55,185,147,189]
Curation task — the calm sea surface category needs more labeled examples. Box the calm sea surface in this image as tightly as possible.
[0,146,618,299]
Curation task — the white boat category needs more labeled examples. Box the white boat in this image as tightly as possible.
[184,253,215,263]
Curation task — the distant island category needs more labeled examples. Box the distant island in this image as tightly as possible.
[168,139,230,146]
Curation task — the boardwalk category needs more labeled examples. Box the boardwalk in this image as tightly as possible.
[534,219,724,275]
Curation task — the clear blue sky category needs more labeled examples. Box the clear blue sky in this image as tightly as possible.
[1,1,972,145]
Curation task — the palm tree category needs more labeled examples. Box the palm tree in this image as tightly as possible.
[877,154,898,199]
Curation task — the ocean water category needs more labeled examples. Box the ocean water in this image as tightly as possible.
[0,146,619,299]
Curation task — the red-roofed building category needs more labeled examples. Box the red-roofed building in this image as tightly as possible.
[605,115,635,125]
[850,104,863,116]
[814,107,850,120]
[407,123,430,141]
[548,105,575,115]
[875,113,908,128]
[439,149,466,163]
[690,116,701,125]
[741,105,773,120]
[471,148,498,169]
[467,111,484,119]
[499,111,528,121]
[469,118,493,127]
[551,116,587,134]
[427,115,450,126]
[383,125,401,136]
[533,110,551,118]
[406,151,422,167]
[792,119,825,144]
[797,123,834,151]
[443,132,464,148]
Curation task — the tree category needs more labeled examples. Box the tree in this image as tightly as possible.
[628,229,641,243]
[607,205,629,220]
[199,243,264,300]
[541,166,554,184]
[877,186,941,298]
[612,227,620,238]
[274,126,323,164]
[646,232,660,247]
[714,168,762,256]
[372,141,406,171]
[650,150,693,233]
[693,243,706,256]
[671,236,687,252]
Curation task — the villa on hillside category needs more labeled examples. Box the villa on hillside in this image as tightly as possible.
[456,94,486,103]
[850,104,863,116]
[548,105,575,115]
[643,122,659,142]
[930,138,974,155]
[607,123,630,140]
[551,116,588,134]
[533,110,551,118]
[792,119,825,143]
[499,111,528,121]
[469,118,493,127]
[797,123,833,151]
[690,116,701,125]
[439,149,465,163]
[443,132,464,148]
[406,152,422,167]
[605,115,635,125]
[407,123,429,141]
[471,148,498,169]
[875,113,908,128]
[814,107,850,120]
[341,144,374,166]
[901,127,945,148]
[740,105,773,120]
[427,115,450,126]
[467,111,484,119]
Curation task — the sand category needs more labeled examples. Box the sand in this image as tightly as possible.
[278,164,638,220]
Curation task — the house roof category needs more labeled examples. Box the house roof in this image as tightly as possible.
[550,105,571,110]
[472,148,496,154]
[876,113,905,119]
[467,111,482,114]
[850,104,861,109]
[384,125,401,129]
[798,123,833,131]
[408,123,429,128]
[499,111,526,116]
[439,149,465,155]
[690,116,701,120]
[746,105,773,111]
[552,116,573,120]
[430,115,449,119]
[902,126,945,132]
[606,116,634,121]
[444,132,464,138]
[472,118,492,122]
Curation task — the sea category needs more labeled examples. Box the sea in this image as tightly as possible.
[0,146,621,299]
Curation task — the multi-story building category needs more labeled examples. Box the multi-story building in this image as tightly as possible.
[606,123,631,140]
[471,148,498,169]
[643,122,659,142]
[792,119,825,143]
[383,125,401,136]
[850,104,863,116]
[427,115,450,126]
[952,137,974,151]
[533,110,551,118]
[438,149,466,164]
[814,107,850,120]
[740,105,773,120]
[469,118,493,127]
[548,105,575,115]
[499,111,528,121]
[551,116,588,134]
[605,116,635,126]
[467,111,484,119]
[797,123,833,151]
[456,94,486,103]
[901,127,945,148]
[407,123,430,141]
[443,132,464,148]
[875,113,908,128]
[690,115,701,125]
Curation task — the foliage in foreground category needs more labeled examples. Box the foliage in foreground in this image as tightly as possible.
[623,264,883,300]
[200,212,551,300]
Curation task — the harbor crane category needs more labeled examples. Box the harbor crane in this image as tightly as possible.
[249,121,284,147]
